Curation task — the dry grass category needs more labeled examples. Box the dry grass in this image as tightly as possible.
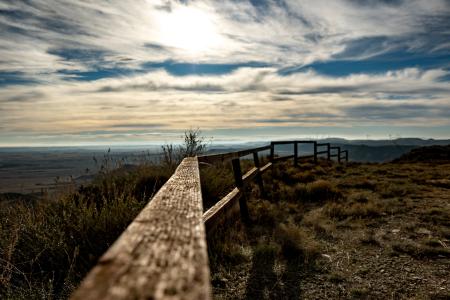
[210,160,450,299]
[0,162,172,299]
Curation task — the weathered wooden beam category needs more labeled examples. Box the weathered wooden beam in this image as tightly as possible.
[316,150,329,155]
[231,158,250,223]
[253,152,266,198]
[203,187,241,234]
[272,154,295,162]
[270,143,275,162]
[327,144,331,160]
[197,145,270,164]
[294,142,298,166]
[271,141,296,145]
[330,147,341,163]
[313,141,318,163]
[260,162,272,173]
[242,167,259,186]
[71,157,211,300]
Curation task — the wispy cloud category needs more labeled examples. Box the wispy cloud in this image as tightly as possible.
[0,0,449,145]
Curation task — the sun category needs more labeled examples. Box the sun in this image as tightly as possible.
[157,6,221,55]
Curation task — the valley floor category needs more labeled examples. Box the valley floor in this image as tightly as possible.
[208,161,450,299]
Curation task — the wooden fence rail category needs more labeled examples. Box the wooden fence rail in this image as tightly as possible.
[71,157,211,300]
[72,140,349,299]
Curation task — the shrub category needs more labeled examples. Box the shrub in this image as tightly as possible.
[324,199,384,220]
[161,128,209,168]
[275,224,320,262]
[294,180,342,202]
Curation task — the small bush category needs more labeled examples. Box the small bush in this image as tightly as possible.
[292,171,316,183]
[295,180,342,202]
[251,199,279,227]
[275,224,320,262]
[338,178,376,190]
[324,199,384,220]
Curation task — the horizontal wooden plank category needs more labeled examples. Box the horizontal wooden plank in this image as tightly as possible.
[298,154,315,159]
[316,150,328,154]
[198,145,270,164]
[330,154,339,157]
[71,157,211,300]
[242,167,259,186]
[272,154,295,162]
[271,141,296,145]
[330,147,340,150]
[260,162,272,173]
[273,140,316,145]
[316,143,330,146]
[203,187,241,234]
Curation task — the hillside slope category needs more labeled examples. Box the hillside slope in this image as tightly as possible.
[208,160,450,299]
[393,145,450,163]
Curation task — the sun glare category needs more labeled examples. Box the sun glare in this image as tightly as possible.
[157,6,221,55]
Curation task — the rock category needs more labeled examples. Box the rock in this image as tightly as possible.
[322,254,332,262]
[392,229,400,234]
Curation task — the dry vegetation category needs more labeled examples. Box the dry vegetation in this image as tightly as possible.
[0,161,172,299]
[208,159,450,299]
[1,140,449,299]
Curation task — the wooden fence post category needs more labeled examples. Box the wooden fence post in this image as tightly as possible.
[253,152,267,198]
[231,158,250,223]
[313,141,318,164]
[338,147,341,163]
[294,142,298,166]
[327,143,331,161]
[346,150,349,162]
[270,142,275,162]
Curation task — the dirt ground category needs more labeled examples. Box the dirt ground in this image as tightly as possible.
[208,161,450,299]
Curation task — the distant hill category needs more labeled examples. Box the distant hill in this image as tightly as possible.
[393,145,450,163]
[333,144,417,162]
[320,138,450,147]
[219,138,450,163]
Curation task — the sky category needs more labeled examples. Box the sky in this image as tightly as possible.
[0,0,449,146]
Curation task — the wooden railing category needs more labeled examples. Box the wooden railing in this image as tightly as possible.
[71,141,348,299]
[71,157,211,300]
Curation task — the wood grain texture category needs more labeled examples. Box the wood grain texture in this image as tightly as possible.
[71,157,211,300]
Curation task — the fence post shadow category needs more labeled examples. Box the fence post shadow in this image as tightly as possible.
[244,242,304,299]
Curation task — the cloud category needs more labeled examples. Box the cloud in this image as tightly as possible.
[0,0,449,144]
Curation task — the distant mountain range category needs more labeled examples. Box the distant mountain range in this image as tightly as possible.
[209,138,450,163]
